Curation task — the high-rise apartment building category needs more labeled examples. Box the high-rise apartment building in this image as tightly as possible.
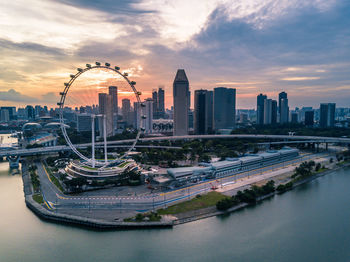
[320,103,336,127]
[257,94,267,125]
[213,87,236,131]
[173,69,189,136]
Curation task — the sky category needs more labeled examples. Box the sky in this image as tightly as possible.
[0,0,349,109]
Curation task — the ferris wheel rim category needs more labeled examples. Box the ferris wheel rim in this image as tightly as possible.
[58,63,143,169]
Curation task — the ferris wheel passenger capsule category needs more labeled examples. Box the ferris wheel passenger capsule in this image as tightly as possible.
[95,62,101,66]
[130,81,136,85]
[64,83,69,87]
[70,74,75,78]
[115,66,120,70]
[77,68,83,72]
[86,64,91,68]
[105,63,110,67]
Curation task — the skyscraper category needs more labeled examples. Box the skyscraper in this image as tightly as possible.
[108,86,118,131]
[263,99,272,125]
[142,98,153,133]
[133,102,141,129]
[278,92,287,113]
[206,90,213,132]
[77,113,92,132]
[279,92,289,124]
[158,86,165,117]
[291,112,298,124]
[152,90,158,117]
[320,103,336,127]
[194,90,214,134]
[98,93,114,136]
[98,93,107,114]
[121,98,131,126]
[257,94,267,125]
[0,109,10,122]
[173,69,189,136]
[0,107,16,120]
[305,111,314,126]
[271,100,277,124]
[213,87,236,131]
[194,90,207,134]
[25,105,35,120]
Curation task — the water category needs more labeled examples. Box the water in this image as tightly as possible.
[1,136,350,261]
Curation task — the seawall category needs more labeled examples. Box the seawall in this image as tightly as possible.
[21,161,173,229]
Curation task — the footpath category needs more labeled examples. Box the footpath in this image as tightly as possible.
[173,155,344,225]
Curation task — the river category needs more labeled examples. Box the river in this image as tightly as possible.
[1,133,350,261]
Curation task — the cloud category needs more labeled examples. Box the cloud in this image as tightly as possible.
[0,0,129,51]
[0,89,59,104]
[0,0,349,108]
[281,77,321,81]
[0,89,37,103]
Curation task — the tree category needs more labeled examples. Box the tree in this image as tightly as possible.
[315,163,321,172]
[199,154,211,163]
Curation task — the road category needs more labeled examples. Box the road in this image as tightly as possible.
[35,151,333,212]
[3,133,350,157]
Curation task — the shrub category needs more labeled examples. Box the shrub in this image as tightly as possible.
[216,198,236,211]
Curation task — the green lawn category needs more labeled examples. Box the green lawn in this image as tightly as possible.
[157,191,228,215]
[118,161,131,168]
[32,194,44,204]
[82,165,98,170]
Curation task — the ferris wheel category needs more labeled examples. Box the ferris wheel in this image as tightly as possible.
[58,62,145,169]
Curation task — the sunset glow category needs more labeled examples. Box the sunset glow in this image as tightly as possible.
[0,0,349,109]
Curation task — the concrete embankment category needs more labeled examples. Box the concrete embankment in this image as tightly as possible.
[21,161,173,229]
[174,163,350,225]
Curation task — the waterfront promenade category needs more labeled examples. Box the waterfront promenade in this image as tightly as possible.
[25,150,333,224]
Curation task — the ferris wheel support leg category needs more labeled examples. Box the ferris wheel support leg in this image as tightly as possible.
[103,115,108,164]
[91,115,95,168]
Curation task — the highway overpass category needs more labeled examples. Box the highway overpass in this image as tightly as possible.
[1,134,349,158]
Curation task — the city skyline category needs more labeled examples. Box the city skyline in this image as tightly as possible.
[0,0,349,108]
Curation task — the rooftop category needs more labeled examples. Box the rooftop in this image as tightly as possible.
[174,69,188,82]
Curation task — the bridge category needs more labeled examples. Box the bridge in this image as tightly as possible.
[2,134,349,164]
